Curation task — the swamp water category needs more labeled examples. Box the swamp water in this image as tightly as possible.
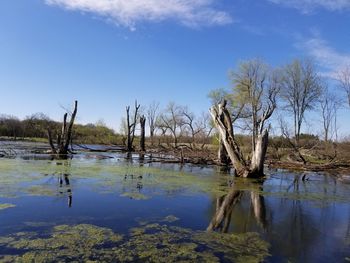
[0,153,349,262]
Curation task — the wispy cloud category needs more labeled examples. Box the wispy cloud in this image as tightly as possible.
[269,0,350,13]
[45,0,232,30]
[297,36,350,77]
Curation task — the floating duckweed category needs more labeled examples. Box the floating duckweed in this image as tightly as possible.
[0,158,233,199]
[0,223,269,263]
[0,203,16,210]
[123,223,269,263]
[0,224,123,262]
[25,186,56,196]
[1,158,348,206]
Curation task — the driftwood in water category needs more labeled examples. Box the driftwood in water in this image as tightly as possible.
[47,100,78,156]
[210,101,270,178]
[140,115,146,152]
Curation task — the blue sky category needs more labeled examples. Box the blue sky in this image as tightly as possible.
[0,0,349,137]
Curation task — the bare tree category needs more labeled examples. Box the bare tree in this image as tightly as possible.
[320,85,340,142]
[157,102,184,148]
[210,59,280,178]
[195,112,214,149]
[126,101,141,152]
[146,101,159,145]
[281,59,322,146]
[337,65,350,107]
[48,100,78,156]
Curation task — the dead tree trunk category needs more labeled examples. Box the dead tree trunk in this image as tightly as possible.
[210,101,249,177]
[47,100,78,156]
[250,129,269,176]
[218,136,230,165]
[140,115,146,152]
[210,101,269,178]
[126,101,140,152]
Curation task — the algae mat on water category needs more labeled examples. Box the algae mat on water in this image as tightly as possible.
[0,203,15,211]
[0,158,233,199]
[1,158,348,206]
[0,220,269,263]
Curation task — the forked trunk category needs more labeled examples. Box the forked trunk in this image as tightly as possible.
[47,101,78,157]
[210,101,268,178]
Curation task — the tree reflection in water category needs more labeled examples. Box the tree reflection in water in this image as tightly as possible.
[56,161,73,208]
[206,171,350,262]
[207,180,267,232]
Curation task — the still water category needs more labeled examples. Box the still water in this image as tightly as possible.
[0,153,349,262]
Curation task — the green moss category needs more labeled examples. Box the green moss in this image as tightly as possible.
[0,222,269,263]
[0,203,16,210]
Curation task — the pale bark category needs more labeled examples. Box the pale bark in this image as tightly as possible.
[250,129,269,176]
[210,101,269,178]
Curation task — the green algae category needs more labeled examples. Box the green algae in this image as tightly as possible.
[25,186,56,197]
[0,158,233,199]
[0,203,16,210]
[0,222,269,263]
[0,224,123,263]
[1,158,349,207]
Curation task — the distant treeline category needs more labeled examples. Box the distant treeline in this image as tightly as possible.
[0,113,121,145]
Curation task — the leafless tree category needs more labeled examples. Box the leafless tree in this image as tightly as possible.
[48,100,78,156]
[195,112,214,149]
[337,65,350,107]
[157,102,184,148]
[278,115,307,164]
[320,85,341,142]
[147,101,159,145]
[126,100,141,152]
[180,108,214,149]
[281,59,322,146]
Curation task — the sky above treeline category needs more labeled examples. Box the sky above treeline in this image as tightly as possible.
[0,0,350,137]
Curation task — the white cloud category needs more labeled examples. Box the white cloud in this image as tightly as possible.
[298,36,350,77]
[269,0,350,13]
[45,0,232,29]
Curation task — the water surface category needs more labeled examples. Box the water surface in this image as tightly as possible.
[0,153,349,262]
